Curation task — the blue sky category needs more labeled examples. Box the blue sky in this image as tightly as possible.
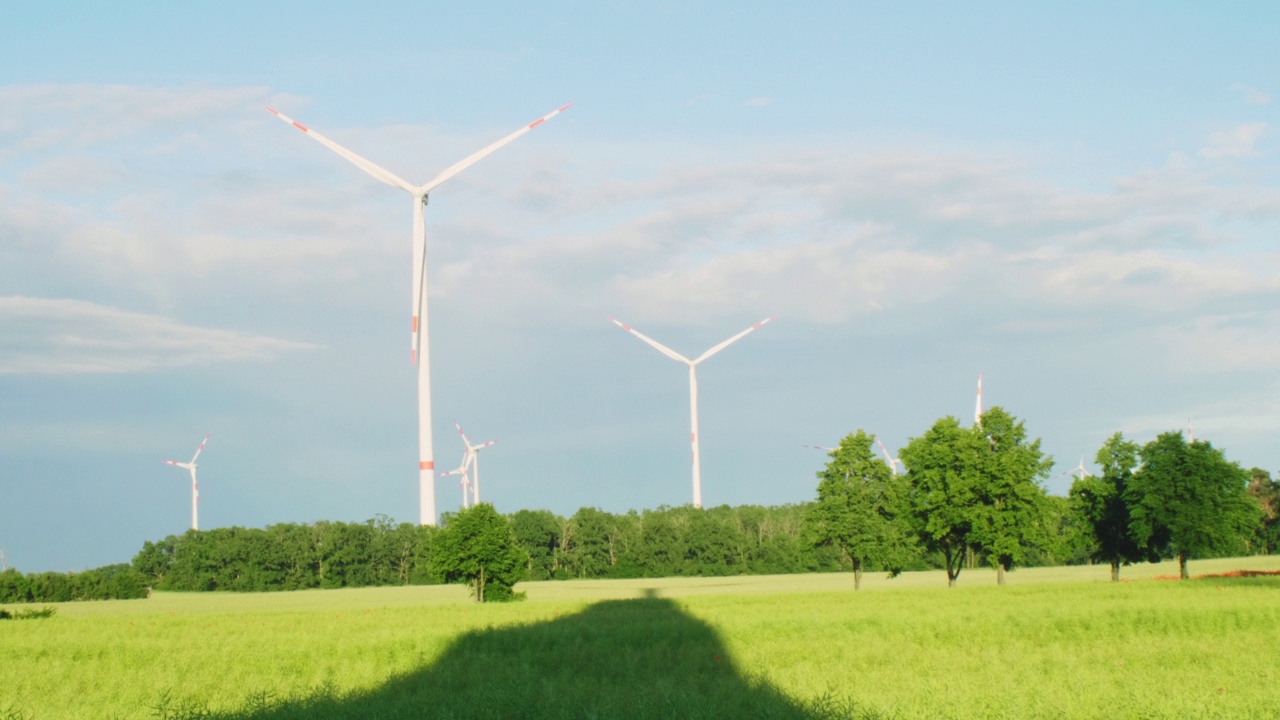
[2,1,1278,572]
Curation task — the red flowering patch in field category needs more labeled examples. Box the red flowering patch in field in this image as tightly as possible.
[1152,569,1280,581]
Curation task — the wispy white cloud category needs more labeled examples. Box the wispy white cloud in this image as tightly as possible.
[0,296,317,374]
[1199,122,1266,160]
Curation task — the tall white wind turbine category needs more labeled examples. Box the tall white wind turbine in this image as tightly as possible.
[163,435,207,531]
[974,373,983,425]
[267,104,571,526]
[609,316,774,508]
[452,419,497,507]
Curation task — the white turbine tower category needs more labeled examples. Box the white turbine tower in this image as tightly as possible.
[609,315,774,508]
[268,103,570,526]
[163,435,207,531]
[875,436,904,475]
[974,372,983,425]
[452,419,497,507]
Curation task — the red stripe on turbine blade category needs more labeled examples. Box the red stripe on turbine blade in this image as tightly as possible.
[622,324,631,331]
[412,316,418,333]
[558,103,573,112]
[420,461,434,470]
[691,432,696,443]
[292,121,309,132]
[529,118,546,129]
[265,106,279,115]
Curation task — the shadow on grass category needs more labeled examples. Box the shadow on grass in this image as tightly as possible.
[201,591,873,720]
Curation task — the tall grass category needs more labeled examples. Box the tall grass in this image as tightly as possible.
[2,556,1278,719]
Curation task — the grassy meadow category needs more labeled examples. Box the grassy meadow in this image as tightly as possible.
[4,556,1280,719]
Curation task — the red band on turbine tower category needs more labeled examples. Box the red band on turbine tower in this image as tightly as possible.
[420,461,434,470]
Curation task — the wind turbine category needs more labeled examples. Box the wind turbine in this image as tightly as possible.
[452,419,497,507]
[875,436,904,475]
[163,435,207,531]
[974,373,983,425]
[1056,454,1091,481]
[609,316,774,507]
[267,103,571,526]
[439,455,472,510]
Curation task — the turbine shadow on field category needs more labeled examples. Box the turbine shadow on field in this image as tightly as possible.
[208,590,861,720]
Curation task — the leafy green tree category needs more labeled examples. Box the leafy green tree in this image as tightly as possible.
[681,508,743,576]
[432,504,529,602]
[132,536,178,586]
[635,510,681,576]
[1246,468,1280,554]
[899,417,985,587]
[567,507,617,578]
[1128,432,1260,579]
[508,509,561,580]
[971,407,1053,584]
[1070,433,1144,581]
[806,430,915,589]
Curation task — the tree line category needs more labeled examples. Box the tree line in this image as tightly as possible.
[4,408,1274,603]
[807,408,1275,588]
[0,563,148,603]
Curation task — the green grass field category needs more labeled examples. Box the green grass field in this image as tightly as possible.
[4,556,1280,719]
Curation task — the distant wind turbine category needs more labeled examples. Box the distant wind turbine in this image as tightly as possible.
[609,316,774,507]
[163,435,207,531]
[875,436,904,475]
[1187,418,1194,443]
[267,103,571,526]
[0,548,7,572]
[1056,454,1091,481]
[439,456,472,510]
[452,419,497,507]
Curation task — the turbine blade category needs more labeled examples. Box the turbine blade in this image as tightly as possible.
[875,436,893,463]
[694,316,774,364]
[453,419,472,448]
[266,107,417,193]
[608,317,691,364]
[475,440,498,450]
[190,434,209,463]
[420,104,572,193]
[163,460,181,467]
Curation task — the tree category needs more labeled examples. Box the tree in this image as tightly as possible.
[807,431,915,589]
[970,407,1053,584]
[1246,468,1280,555]
[432,504,529,602]
[1069,432,1144,581]
[509,509,561,580]
[1128,432,1260,579]
[899,417,985,587]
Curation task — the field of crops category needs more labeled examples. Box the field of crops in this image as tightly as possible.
[4,556,1280,719]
